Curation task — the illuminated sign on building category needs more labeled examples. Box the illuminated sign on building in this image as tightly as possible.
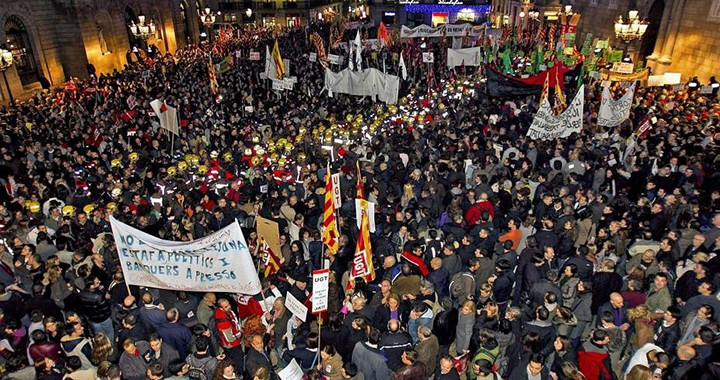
[399,0,420,4]
[438,0,463,5]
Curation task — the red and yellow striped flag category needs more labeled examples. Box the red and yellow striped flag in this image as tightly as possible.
[355,161,364,200]
[553,70,567,115]
[272,40,285,79]
[260,237,281,277]
[351,209,375,283]
[322,164,340,255]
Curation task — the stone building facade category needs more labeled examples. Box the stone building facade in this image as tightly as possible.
[0,0,206,104]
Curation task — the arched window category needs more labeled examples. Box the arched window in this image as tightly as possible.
[4,16,39,85]
[180,1,192,45]
[124,5,139,49]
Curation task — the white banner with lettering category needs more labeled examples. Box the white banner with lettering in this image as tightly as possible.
[110,216,261,294]
[527,85,585,140]
[324,67,399,104]
[400,23,486,38]
[447,47,483,68]
[597,82,635,127]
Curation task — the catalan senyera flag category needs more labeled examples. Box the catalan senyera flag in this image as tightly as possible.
[208,57,219,94]
[553,70,566,115]
[351,209,375,283]
[540,71,550,104]
[355,161,364,200]
[272,40,285,79]
[310,32,328,63]
[322,164,340,255]
[260,237,281,278]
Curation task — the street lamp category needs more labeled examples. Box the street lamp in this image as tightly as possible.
[200,7,217,42]
[128,15,156,40]
[614,10,648,42]
[0,48,14,106]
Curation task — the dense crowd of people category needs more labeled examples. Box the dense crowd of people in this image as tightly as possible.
[0,19,718,380]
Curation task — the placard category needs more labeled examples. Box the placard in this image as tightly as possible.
[328,54,342,65]
[285,292,308,322]
[126,95,137,110]
[289,76,297,84]
[256,216,281,260]
[235,50,242,58]
[700,85,714,94]
[244,106,254,113]
[664,73,682,85]
[250,51,260,61]
[611,62,634,74]
[272,79,284,91]
[312,269,330,314]
[283,78,294,90]
[110,217,260,294]
[278,359,304,380]
[309,52,317,62]
[672,84,685,92]
[422,52,434,63]
[260,72,267,80]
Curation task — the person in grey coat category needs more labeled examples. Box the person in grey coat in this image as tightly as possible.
[119,339,152,380]
[352,328,392,380]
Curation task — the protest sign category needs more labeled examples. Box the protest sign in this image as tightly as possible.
[283,78,294,90]
[597,82,635,127]
[527,85,584,141]
[109,217,260,294]
[422,52,434,63]
[126,95,137,110]
[312,269,330,313]
[279,359,304,380]
[309,52,317,62]
[328,54,342,65]
[285,292,308,322]
[611,62,634,74]
[256,216,281,259]
[272,79,284,91]
[235,50,242,58]
[249,51,260,60]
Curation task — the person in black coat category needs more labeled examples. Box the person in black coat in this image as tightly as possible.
[491,259,515,314]
[373,294,409,331]
[282,332,319,370]
[591,259,623,314]
[379,319,413,371]
[24,283,64,322]
[321,313,353,362]
[508,353,549,380]
[596,292,630,329]
[246,334,275,379]
[655,305,682,354]
[522,306,556,357]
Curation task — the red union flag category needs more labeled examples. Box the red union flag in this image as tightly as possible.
[351,210,375,283]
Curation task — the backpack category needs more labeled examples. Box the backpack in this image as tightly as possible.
[187,360,210,380]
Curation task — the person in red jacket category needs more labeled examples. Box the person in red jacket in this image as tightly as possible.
[464,193,495,228]
[577,329,615,380]
[215,298,245,375]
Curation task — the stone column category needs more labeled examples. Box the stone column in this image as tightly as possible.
[655,0,686,74]
[646,0,673,62]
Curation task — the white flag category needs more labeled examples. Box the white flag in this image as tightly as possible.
[399,54,407,80]
[149,99,179,136]
[348,44,355,71]
[264,45,278,80]
[354,30,362,70]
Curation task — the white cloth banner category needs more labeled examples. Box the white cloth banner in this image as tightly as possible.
[355,199,376,233]
[110,216,261,294]
[149,99,179,136]
[400,23,486,38]
[446,47,483,68]
[264,45,278,80]
[597,82,635,127]
[324,68,399,104]
[527,85,585,140]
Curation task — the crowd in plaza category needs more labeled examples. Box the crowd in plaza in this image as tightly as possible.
[0,19,718,380]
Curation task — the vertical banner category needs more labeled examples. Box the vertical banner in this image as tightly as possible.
[331,173,342,209]
[311,269,329,314]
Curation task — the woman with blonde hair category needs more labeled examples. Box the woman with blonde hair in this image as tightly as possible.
[401,183,416,209]
[628,305,655,349]
[91,332,117,365]
[561,362,588,380]
[455,300,476,354]
[625,364,653,380]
